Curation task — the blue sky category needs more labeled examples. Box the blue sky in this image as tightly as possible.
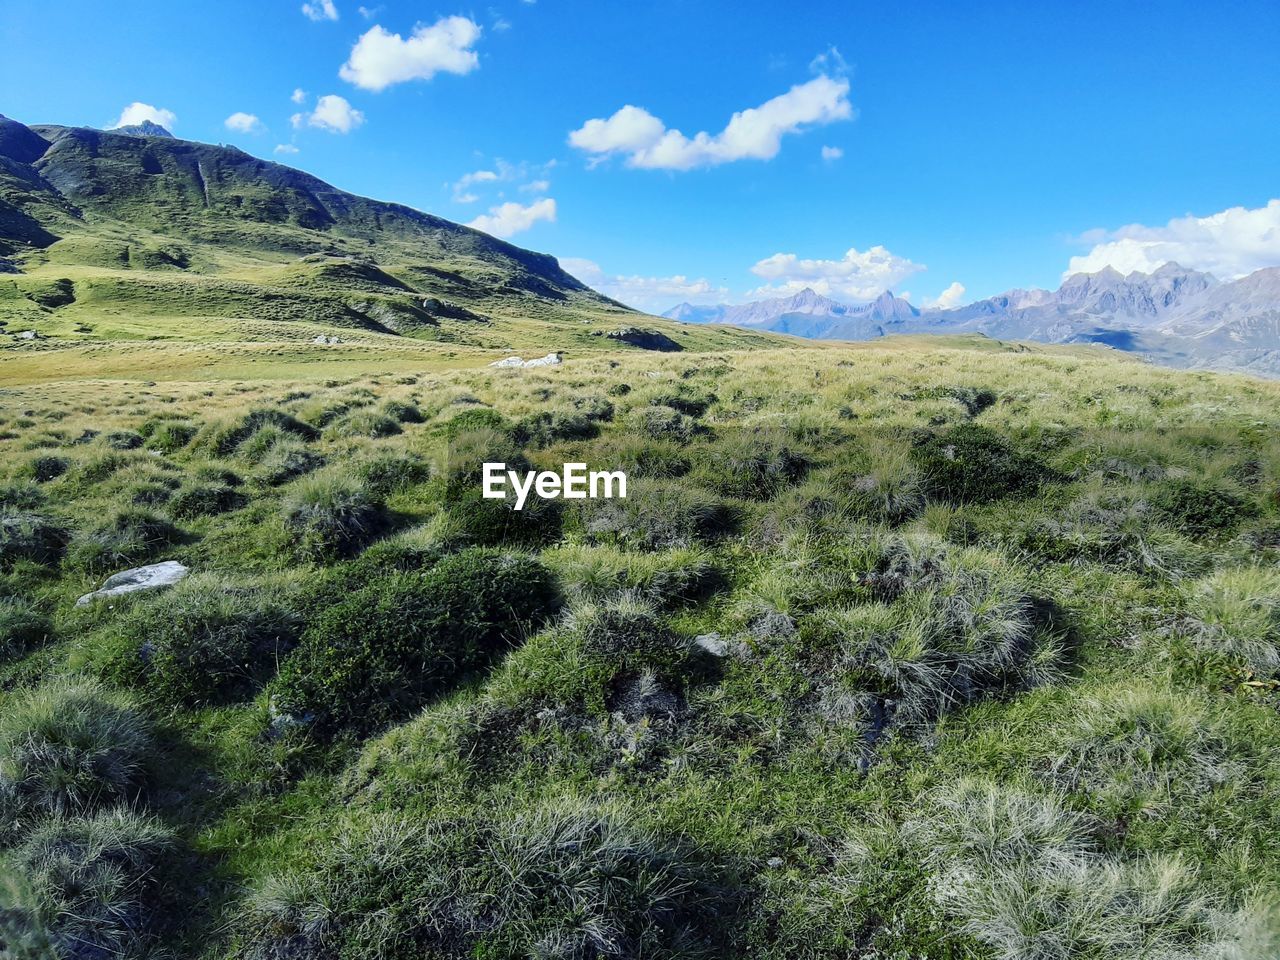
[3,0,1279,311]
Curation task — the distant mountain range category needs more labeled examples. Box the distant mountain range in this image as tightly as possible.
[664,263,1280,376]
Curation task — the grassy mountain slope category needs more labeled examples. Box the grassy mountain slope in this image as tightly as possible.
[0,116,779,373]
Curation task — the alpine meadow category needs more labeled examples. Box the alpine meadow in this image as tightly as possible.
[3,4,1280,959]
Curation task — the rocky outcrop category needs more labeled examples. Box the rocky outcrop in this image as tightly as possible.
[603,327,683,352]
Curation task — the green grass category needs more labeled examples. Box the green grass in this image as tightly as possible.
[1,330,1279,959]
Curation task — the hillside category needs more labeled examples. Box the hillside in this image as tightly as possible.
[0,114,778,375]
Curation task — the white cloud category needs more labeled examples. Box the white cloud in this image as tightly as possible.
[450,166,503,203]
[291,88,308,105]
[560,258,729,312]
[274,144,300,155]
[340,16,481,91]
[568,74,852,171]
[293,94,364,133]
[111,102,176,130]
[820,144,843,161]
[467,198,556,238]
[224,112,264,134]
[1067,200,1280,280]
[925,281,966,309]
[749,244,925,301]
[357,5,380,18]
[302,0,338,21]
[450,160,550,202]
[809,46,848,76]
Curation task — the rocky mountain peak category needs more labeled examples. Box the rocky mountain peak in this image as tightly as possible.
[111,120,175,138]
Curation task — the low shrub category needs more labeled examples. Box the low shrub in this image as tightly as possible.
[0,512,69,568]
[72,452,130,485]
[902,780,1253,960]
[445,486,563,548]
[2,807,176,959]
[271,549,559,736]
[356,452,431,497]
[196,408,319,457]
[1152,479,1256,537]
[140,419,196,453]
[577,480,733,550]
[546,544,726,609]
[169,480,246,519]
[828,451,926,524]
[911,424,1051,504]
[1049,685,1250,801]
[251,440,324,487]
[282,473,387,561]
[568,593,692,678]
[1183,566,1280,677]
[103,430,144,450]
[0,597,53,662]
[0,679,154,821]
[65,507,182,571]
[513,410,599,447]
[692,431,810,500]
[106,575,302,706]
[380,399,424,423]
[243,799,728,960]
[632,404,699,442]
[0,481,44,510]
[324,410,402,440]
[443,407,509,439]
[17,454,69,483]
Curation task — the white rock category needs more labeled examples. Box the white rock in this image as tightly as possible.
[523,352,564,367]
[16,330,38,340]
[75,560,190,607]
[694,633,729,657]
[489,352,563,369]
[311,334,341,345]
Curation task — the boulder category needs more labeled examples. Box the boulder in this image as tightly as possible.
[489,352,563,369]
[694,633,729,657]
[523,352,564,367]
[75,560,189,607]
